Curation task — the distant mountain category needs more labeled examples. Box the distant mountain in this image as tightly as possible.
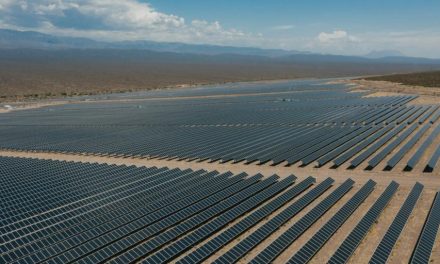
[0,29,105,49]
[365,50,405,58]
[0,29,439,66]
[282,53,440,65]
[0,28,306,57]
[113,40,311,57]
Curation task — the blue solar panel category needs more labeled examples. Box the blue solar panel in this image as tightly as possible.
[410,192,440,263]
[283,180,376,264]
[329,181,399,264]
[213,178,336,263]
[229,179,354,264]
[370,182,423,264]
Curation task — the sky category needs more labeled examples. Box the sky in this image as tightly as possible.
[0,0,439,57]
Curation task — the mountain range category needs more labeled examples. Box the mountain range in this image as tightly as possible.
[0,29,305,57]
[1,29,440,65]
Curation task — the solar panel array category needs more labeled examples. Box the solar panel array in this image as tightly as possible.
[410,192,440,264]
[214,177,337,264]
[0,79,439,173]
[263,179,376,264]
[1,157,439,263]
[328,181,399,264]
[369,182,423,263]
[178,176,316,264]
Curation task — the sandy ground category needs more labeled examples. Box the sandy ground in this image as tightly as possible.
[348,187,408,263]
[171,182,310,263]
[67,88,335,106]
[338,79,440,105]
[0,86,334,114]
[0,150,439,189]
[273,186,360,263]
[0,100,69,113]
[200,180,319,263]
[203,181,438,264]
[232,181,338,263]
[388,190,436,263]
[309,185,385,263]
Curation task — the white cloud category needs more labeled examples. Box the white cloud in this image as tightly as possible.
[271,25,295,31]
[305,29,440,58]
[317,30,358,43]
[0,0,14,10]
[0,2,439,58]
[0,0,260,45]
[73,0,184,30]
[353,30,440,58]
[307,30,363,55]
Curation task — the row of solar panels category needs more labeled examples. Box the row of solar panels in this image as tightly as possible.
[0,109,438,173]
[1,157,439,263]
[0,95,419,127]
[119,79,348,99]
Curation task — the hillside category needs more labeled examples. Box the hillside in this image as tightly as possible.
[364,71,440,87]
[1,29,440,102]
[2,49,440,102]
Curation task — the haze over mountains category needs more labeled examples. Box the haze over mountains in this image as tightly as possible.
[0,29,304,57]
[1,29,440,65]
[365,50,405,59]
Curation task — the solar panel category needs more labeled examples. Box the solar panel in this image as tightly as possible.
[1,78,438,264]
[143,175,296,263]
[286,127,356,165]
[16,171,256,263]
[383,106,414,125]
[386,124,430,170]
[328,181,399,264]
[418,106,438,124]
[410,192,440,264]
[425,145,440,172]
[213,177,335,264]
[367,123,418,169]
[362,108,391,125]
[369,182,423,264]
[178,176,315,264]
[231,179,354,264]
[373,107,404,125]
[315,126,380,167]
[269,126,338,165]
[332,125,393,167]
[350,124,406,168]
[283,180,376,264]
[405,124,440,171]
[406,106,429,124]
[54,174,269,264]
[394,106,419,124]
[430,107,440,124]
[2,167,196,229]
[0,86,429,169]
[300,126,368,166]
[3,170,239,262]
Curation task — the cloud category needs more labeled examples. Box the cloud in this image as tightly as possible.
[317,30,358,43]
[310,29,440,58]
[0,2,439,58]
[0,0,260,45]
[353,30,440,58]
[310,30,362,55]
[271,25,295,31]
[0,0,184,32]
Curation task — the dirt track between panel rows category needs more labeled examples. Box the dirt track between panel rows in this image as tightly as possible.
[0,150,438,190]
